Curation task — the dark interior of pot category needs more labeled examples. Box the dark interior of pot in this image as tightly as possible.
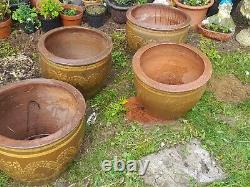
[45,28,107,61]
[0,84,78,140]
[140,44,205,85]
[131,5,188,28]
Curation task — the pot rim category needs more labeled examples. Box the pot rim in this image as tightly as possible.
[60,4,84,20]
[107,0,132,10]
[198,24,233,38]
[126,4,191,31]
[132,42,212,93]
[173,0,214,10]
[38,26,112,67]
[0,78,86,149]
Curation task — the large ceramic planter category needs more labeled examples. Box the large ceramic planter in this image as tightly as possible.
[107,0,131,24]
[0,16,12,39]
[174,0,214,29]
[126,4,191,51]
[61,4,84,26]
[132,43,212,120]
[0,79,86,184]
[38,26,112,98]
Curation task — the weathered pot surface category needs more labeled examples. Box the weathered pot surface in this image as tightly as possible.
[132,42,212,120]
[126,4,191,51]
[38,26,112,97]
[174,0,214,29]
[0,78,86,184]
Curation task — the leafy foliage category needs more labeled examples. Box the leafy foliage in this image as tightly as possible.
[182,0,209,6]
[39,0,63,19]
[113,0,134,6]
[0,0,10,21]
[204,23,231,33]
[0,41,17,58]
[63,8,77,16]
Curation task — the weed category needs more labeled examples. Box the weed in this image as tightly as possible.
[0,41,17,58]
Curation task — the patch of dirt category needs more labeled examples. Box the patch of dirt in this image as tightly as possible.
[142,139,226,187]
[125,97,166,124]
[208,74,250,103]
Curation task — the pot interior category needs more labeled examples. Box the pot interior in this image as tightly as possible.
[140,44,205,85]
[0,84,78,141]
[130,5,188,28]
[44,28,107,62]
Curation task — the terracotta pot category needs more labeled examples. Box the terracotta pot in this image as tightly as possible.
[132,43,212,120]
[126,4,191,51]
[0,79,86,184]
[30,0,39,7]
[38,26,112,98]
[107,0,131,24]
[174,0,214,29]
[61,4,84,26]
[0,16,12,39]
[198,24,233,42]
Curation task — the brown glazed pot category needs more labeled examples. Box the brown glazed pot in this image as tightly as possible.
[61,4,84,26]
[198,24,233,41]
[132,42,212,120]
[0,79,86,184]
[174,0,214,29]
[38,26,112,98]
[0,16,12,39]
[107,0,131,24]
[126,4,191,51]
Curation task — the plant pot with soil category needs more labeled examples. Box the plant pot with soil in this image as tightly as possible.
[0,78,86,184]
[38,0,63,32]
[126,4,191,51]
[12,4,41,34]
[0,0,12,39]
[198,23,233,41]
[174,0,214,29]
[38,26,113,98]
[106,0,133,24]
[61,4,84,26]
[85,4,106,28]
[132,42,212,120]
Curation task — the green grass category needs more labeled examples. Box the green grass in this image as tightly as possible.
[0,33,249,186]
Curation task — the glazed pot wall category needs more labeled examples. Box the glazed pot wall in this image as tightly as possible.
[126,20,189,51]
[0,122,84,184]
[134,76,206,119]
[111,7,128,24]
[39,54,111,97]
[86,14,105,28]
[0,17,12,39]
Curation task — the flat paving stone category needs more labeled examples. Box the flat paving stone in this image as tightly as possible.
[142,139,226,187]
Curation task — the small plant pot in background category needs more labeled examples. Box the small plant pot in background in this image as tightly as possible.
[107,0,131,24]
[85,5,106,28]
[0,16,12,39]
[61,4,84,26]
[40,16,62,32]
[173,0,214,30]
[198,24,233,42]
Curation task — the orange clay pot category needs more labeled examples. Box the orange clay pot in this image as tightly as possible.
[198,24,233,41]
[0,16,12,39]
[174,0,214,30]
[132,42,212,120]
[61,4,84,26]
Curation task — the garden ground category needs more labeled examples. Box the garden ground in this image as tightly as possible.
[0,15,249,186]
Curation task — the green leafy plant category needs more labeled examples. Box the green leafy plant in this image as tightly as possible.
[12,5,41,33]
[204,23,231,33]
[86,5,106,16]
[63,8,77,16]
[182,0,209,6]
[0,0,11,21]
[114,0,134,6]
[136,0,147,4]
[39,0,63,20]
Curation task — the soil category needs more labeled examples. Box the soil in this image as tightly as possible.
[208,74,250,103]
[125,97,166,124]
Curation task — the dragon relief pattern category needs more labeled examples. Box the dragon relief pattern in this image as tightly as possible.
[0,146,77,183]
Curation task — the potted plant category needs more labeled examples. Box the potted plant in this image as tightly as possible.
[0,0,12,39]
[85,4,106,28]
[9,0,29,11]
[174,0,214,29]
[60,4,83,26]
[12,4,41,34]
[38,0,63,32]
[198,22,233,41]
[106,0,134,24]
